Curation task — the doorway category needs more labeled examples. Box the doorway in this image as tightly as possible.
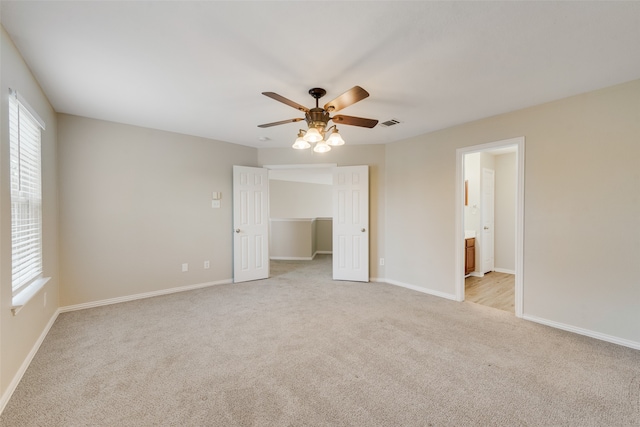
[233,165,369,282]
[455,137,525,317]
[266,164,335,273]
[247,164,369,283]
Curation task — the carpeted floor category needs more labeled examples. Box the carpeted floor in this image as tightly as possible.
[2,255,639,426]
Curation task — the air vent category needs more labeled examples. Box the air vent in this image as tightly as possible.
[380,118,401,127]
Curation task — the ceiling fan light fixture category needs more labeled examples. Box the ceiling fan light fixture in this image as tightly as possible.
[257,86,377,152]
[292,131,311,149]
[303,127,323,143]
[313,140,331,153]
[326,129,345,146]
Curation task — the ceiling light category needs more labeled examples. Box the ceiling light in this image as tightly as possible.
[292,131,311,149]
[313,140,331,153]
[326,128,345,146]
[303,127,323,143]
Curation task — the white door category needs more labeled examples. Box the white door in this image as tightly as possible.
[333,165,369,282]
[233,166,269,283]
[482,168,495,274]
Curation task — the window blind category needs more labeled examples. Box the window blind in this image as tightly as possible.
[9,92,44,295]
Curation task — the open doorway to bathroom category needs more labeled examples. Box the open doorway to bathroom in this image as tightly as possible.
[456,138,524,317]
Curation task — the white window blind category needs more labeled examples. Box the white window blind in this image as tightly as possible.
[9,91,44,296]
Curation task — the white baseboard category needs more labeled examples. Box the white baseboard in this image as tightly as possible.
[0,308,60,415]
[380,278,457,301]
[60,279,233,313]
[494,268,516,275]
[522,314,640,350]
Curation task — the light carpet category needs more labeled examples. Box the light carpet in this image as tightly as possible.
[1,255,639,426]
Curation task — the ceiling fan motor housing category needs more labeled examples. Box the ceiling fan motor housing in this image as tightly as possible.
[306,108,330,131]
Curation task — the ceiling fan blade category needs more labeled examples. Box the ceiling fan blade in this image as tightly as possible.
[331,115,378,128]
[262,92,309,113]
[324,86,370,112]
[257,118,304,128]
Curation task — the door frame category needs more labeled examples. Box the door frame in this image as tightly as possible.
[455,137,525,317]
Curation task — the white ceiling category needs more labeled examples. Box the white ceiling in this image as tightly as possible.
[2,1,639,149]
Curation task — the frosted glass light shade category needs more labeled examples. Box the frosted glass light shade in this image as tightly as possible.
[303,127,323,143]
[292,136,311,149]
[313,140,331,153]
[326,130,345,146]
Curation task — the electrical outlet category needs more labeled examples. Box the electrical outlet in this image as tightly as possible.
[182,263,188,272]
[380,258,385,266]
[204,260,210,269]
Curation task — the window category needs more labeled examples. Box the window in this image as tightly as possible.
[9,90,45,297]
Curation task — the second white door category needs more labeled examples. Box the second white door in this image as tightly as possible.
[332,165,369,282]
[233,165,269,283]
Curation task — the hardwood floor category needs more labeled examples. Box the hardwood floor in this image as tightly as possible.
[465,271,515,313]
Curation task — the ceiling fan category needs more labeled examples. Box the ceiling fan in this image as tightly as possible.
[258,86,378,152]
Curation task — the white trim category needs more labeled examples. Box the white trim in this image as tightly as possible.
[382,278,458,301]
[523,314,640,350]
[59,279,232,313]
[0,308,59,414]
[455,137,525,318]
[11,277,50,316]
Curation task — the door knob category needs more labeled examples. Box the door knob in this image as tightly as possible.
[361,228,366,232]
[484,226,489,230]
[235,229,241,233]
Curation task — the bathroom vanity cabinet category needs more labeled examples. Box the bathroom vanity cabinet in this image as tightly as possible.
[465,238,475,275]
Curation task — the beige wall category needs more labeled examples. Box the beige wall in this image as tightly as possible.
[316,218,332,253]
[257,145,386,279]
[57,114,257,306]
[269,219,314,259]
[269,180,332,218]
[0,26,59,403]
[386,79,640,343]
[269,218,332,259]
